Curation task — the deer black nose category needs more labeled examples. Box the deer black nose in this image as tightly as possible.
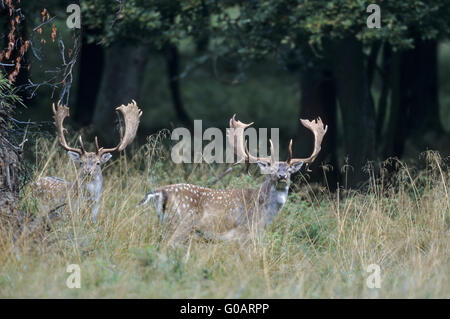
[279,174,287,180]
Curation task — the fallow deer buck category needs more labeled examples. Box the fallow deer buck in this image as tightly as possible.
[139,115,327,243]
[33,100,142,222]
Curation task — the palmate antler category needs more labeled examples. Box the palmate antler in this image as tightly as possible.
[288,117,328,167]
[52,100,142,155]
[95,100,142,156]
[228,115,327,166]
[52,102,84,154]
[228,114,275,165]
[210,115,327,186]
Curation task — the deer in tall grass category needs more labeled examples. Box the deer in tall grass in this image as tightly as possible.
[139,115,327,243]
[33,100,142,222]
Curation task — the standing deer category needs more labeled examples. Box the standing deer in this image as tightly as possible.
[139,115,327,243]
[33,100,142,222]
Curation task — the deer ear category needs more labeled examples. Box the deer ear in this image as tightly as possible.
[257,161,271,174]
[289,161,304,173]
[67,151,81,162]
[100,153,112,164]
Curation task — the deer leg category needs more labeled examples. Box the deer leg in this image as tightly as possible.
[91,201,99,223]
[167,211,197,246]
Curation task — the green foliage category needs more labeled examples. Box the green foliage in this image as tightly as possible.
[212,0,450,60]
[0,72,22,128]
[81,0,207,48]
[81,0,450,68]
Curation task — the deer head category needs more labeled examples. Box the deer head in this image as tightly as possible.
[228,115,328,188]
[52,100,142,181]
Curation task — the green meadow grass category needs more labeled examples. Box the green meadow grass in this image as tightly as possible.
[0,136,448,298]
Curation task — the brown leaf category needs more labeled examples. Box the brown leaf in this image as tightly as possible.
[51,24,57,42]
[41,8,47,22]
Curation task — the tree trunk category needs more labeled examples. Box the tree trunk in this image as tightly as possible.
[74,29,104,125]
[404,40,442,138]
[384,50,404,158]
[298,64,339,190]
[330,37,376,188]
[385,39,442,158]
[92,43,150,144]
[376,44,392,147]
[0,106,21,223]
[166,44,191,127]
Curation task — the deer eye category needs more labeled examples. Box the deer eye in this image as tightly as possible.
[96,162,100,166]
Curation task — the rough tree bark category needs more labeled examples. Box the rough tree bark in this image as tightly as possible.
[330,37,376,188]
[92,43,150,144]
[0,100,21,223]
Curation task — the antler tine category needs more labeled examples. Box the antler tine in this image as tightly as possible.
[52,102,83,154]
[269,139,276,164]
[289,117,328,165]
[228,114,256,164]
[97,100,142,155]
[288,139,293,163]
[78,136,86,154]
[228,114,272,164]
[94,136,101,153]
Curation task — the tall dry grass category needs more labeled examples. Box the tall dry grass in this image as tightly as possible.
[0,135,448,298]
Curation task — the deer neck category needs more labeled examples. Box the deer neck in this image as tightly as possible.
[77,172,103,222]
[84,173,102,199]
[257,176,289,227]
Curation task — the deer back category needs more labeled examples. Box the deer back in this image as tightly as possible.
[141,183,263,236]
[32,176,76,209]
